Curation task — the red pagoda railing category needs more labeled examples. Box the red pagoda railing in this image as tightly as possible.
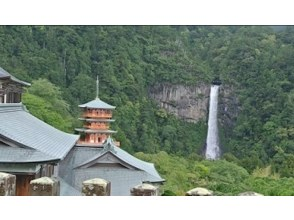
[83,124,109,130]
[83,113,112,118]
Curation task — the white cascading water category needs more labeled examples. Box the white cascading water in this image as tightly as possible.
[205,85,220,159]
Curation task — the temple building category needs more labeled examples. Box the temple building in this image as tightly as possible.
[59,77,164,195]
[0,103,80,195]
[0,67,30,103]
[0,67,164,196]
[75,98,117,146]
[0,67,79,195]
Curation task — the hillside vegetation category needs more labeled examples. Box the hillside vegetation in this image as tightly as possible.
[1,26,293,195]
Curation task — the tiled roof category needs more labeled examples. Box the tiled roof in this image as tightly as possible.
[0,67,31,86]
[78,118,115,122]
[0,103,79,160]
[0,145,56,163]
[78,98,115,109]
[74,128,117,134]
[0,67,10,78]
[74,138,164,182]
[58,139,165,196]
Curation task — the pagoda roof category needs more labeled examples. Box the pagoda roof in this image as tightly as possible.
[78,118,115,122]
[75,128,117,134]
[79,98,115,109]
[0,103,79,162]
[0,67,31,86]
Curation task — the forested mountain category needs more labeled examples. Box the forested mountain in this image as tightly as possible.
[1,26,293,195]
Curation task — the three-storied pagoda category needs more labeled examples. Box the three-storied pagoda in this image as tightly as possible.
[75,77,118,147]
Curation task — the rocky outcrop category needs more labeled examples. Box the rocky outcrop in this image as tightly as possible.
[149,83,210,123]
[218,85,239,130]
[149,83,239,127]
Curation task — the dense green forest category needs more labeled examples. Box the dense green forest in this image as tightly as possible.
[0,26,293,195]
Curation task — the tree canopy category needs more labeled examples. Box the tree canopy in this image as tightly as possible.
[1,26,294,193]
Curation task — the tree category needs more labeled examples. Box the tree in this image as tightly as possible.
[22,79,74,132]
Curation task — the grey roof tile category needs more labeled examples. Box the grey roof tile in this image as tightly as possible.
[78,98,115,109]
[74,138,164,182]
[0,67,31,86]
[0,145,56,163]
[78,118,115,122]
[75,128,117,133]
[0,103,79,160]
[0,67,10,78]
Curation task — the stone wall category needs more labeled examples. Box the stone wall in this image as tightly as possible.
[82,178,111,196]
[29,177,60,196]
[0,172,16,196]
[130,183,159,196]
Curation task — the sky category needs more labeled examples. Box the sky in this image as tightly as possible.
[1,0,294,25]
[1,0,294,219]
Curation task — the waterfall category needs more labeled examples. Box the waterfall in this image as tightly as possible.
[205,85,220,159]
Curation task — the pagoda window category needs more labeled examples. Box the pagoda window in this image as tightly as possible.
[90,134,95,143]
[94,134,98,143]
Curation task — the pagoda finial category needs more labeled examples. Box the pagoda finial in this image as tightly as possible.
[96,75,99,99]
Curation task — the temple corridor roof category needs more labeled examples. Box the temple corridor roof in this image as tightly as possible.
[0,103,79,162]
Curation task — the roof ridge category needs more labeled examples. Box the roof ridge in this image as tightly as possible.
[0,66,10,77]
[73,138,164,181]
[79,98,116,109]
[0,66,31,86]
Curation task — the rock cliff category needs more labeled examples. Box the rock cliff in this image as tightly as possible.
[149,83,210,123]
[149,83,239,129]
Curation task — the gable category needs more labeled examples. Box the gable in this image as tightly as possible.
[0,135,32,149]
[0,134,58,163]
[76,151,138,170]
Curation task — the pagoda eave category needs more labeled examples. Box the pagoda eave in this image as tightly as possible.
[75,128,117,134]
[78,118,115,122]
[75,143,104,147]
